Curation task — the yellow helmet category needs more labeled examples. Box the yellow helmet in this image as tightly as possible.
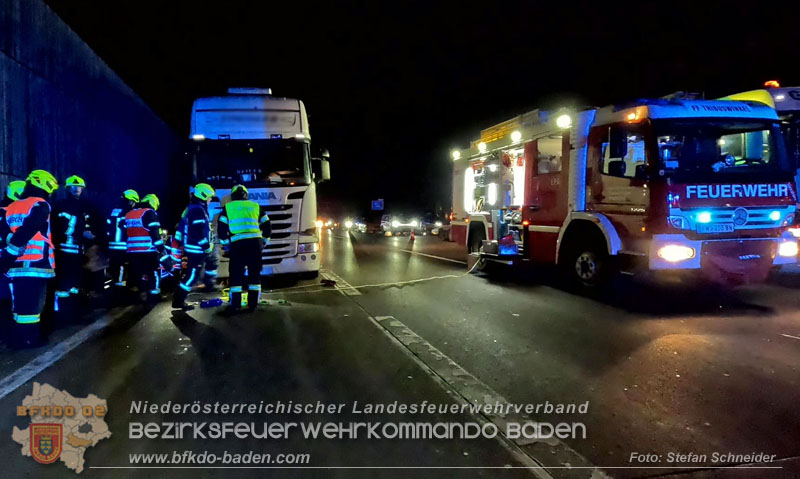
[193,183,215,201]
[142,193,160,211]
[65,175,86,187]
[123,189,139,203]
[231,184,248,195]
[7,180,26,201]
[26,170,58,194]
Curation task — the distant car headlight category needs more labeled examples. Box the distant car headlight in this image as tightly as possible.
[434,221,442,227]
[325,221,332,226]
[298,242,319,253]
[778,241,798,257]
[315,220,323,228]
[657,244,695,262]
[345,220,353,229]
[392,220,400,228]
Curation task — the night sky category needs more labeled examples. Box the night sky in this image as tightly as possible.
[45,0,800,217]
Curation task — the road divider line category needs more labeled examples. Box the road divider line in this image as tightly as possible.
[0,307,132,400]
[399,249,467,265]
[780,333,800,341]
[367,315,607,479]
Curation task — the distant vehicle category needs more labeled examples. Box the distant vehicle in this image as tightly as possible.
[188,87,331,278]
[381,213,420,235]
[420,211,444,235]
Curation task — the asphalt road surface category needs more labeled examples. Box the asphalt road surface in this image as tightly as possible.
[0,228,799,478]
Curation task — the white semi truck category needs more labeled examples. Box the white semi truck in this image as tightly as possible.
[188,87,330,278]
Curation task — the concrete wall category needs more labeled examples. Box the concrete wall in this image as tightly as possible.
[0,0,177,212]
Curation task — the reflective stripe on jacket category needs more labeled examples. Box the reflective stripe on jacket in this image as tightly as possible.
[5,197,55,275]
[219,200,266,243]
[125,208,157,253]
[107,208,128,251]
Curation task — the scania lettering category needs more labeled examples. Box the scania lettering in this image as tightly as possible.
[450,98,798,285]
[188,88,331,278]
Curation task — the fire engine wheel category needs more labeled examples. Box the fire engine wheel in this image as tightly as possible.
[468,234,487,273]
[567,243,609,288]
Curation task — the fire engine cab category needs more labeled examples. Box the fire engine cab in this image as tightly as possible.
[450,97,799,286]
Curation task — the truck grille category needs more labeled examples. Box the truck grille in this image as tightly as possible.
[260,204,297,261]
[670,205,795,231]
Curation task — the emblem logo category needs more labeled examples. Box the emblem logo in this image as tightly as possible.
[733,207,748,226]
[30,423,62,464]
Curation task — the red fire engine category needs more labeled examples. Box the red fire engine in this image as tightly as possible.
[450,97,798,285]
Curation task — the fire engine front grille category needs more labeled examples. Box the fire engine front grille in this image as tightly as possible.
[670,205,795,231]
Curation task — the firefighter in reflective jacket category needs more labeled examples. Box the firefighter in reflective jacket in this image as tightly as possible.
[218,185,270,313]
[0,180,26,338]
[172,183,217,310]
[0,170,59,348]
[107,189,139,288]
[124,194,167,300]
[51,175,90,321]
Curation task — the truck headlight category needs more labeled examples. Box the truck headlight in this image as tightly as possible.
[410,220,418,227]
[392,220,400,228]
[778,241,798,257]
[435,221,442,227]
[298,242,319,253]
[315,220,323,229]
[657,244,695,262]
[345,220,353,229]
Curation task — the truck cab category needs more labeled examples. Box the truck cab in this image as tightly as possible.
[188,88,330,278]
[452,98,798,286]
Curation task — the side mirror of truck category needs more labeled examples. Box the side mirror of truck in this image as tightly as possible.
[609,125,628,159]
[607,159,626,177]
[312,152,331,183]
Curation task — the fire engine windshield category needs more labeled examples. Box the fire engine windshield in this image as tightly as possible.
[654,120,790,181]
[192,139,311,187]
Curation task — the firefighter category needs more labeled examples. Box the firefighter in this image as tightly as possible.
[51,175,90,322]
[124,193,167,301]
[0,170,59,348]
[218,185,270,313]
[107,189,139,289]
[172,183,216,310]
[0,180,25,341]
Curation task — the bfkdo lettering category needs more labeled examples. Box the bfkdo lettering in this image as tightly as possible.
[17,405,107,418]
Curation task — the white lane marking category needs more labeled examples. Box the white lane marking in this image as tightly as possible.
[780,333,800,341]
[0,308,128,400]
[399,249,467,265]
[369,316,554,478]
[320,269,361,296]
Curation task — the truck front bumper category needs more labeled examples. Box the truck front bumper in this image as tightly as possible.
[648,233,797,284]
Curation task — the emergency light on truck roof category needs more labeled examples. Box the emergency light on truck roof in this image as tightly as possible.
[227,87,272,95]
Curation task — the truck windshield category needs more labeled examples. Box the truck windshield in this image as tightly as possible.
[654,120,790,182]
[192,139,311,187]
